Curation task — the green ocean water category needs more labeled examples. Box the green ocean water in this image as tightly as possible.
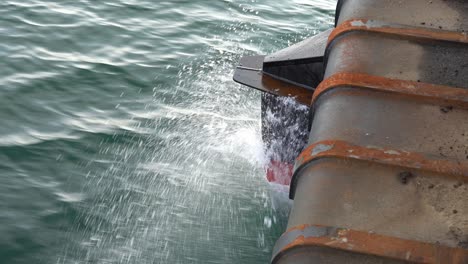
[0,1,335,263]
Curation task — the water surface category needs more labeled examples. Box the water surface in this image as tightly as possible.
[0,1,335,263]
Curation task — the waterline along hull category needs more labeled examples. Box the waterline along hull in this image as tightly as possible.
[234,0,468,263]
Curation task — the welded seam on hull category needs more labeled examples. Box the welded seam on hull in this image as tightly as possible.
[329,19,468,46]
[312,73,468,108]
[289,140,468,199]
[271,224,468,264]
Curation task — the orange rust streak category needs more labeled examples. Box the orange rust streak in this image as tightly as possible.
[261,74,313,105]
[313,73,468,108]
[285,223,333,233]
[328,19,468,46]
[280,225,468,264]
[296,140,468,177]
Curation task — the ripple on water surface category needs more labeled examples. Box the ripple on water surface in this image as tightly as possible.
[0,0,336,263]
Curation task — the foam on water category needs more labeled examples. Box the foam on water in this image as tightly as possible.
[0,0,336,263]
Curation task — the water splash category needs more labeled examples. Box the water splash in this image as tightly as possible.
[0,0,336,263]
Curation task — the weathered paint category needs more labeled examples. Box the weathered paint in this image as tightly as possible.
[261,74,313,105]
[310,143,334,156]
[291,139,468,198]
[328,19,468,46]
[313,73,468,108]
[271,4,468,263]
[272,225,468,264]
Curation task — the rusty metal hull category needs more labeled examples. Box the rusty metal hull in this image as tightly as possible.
[272,0,468,263]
